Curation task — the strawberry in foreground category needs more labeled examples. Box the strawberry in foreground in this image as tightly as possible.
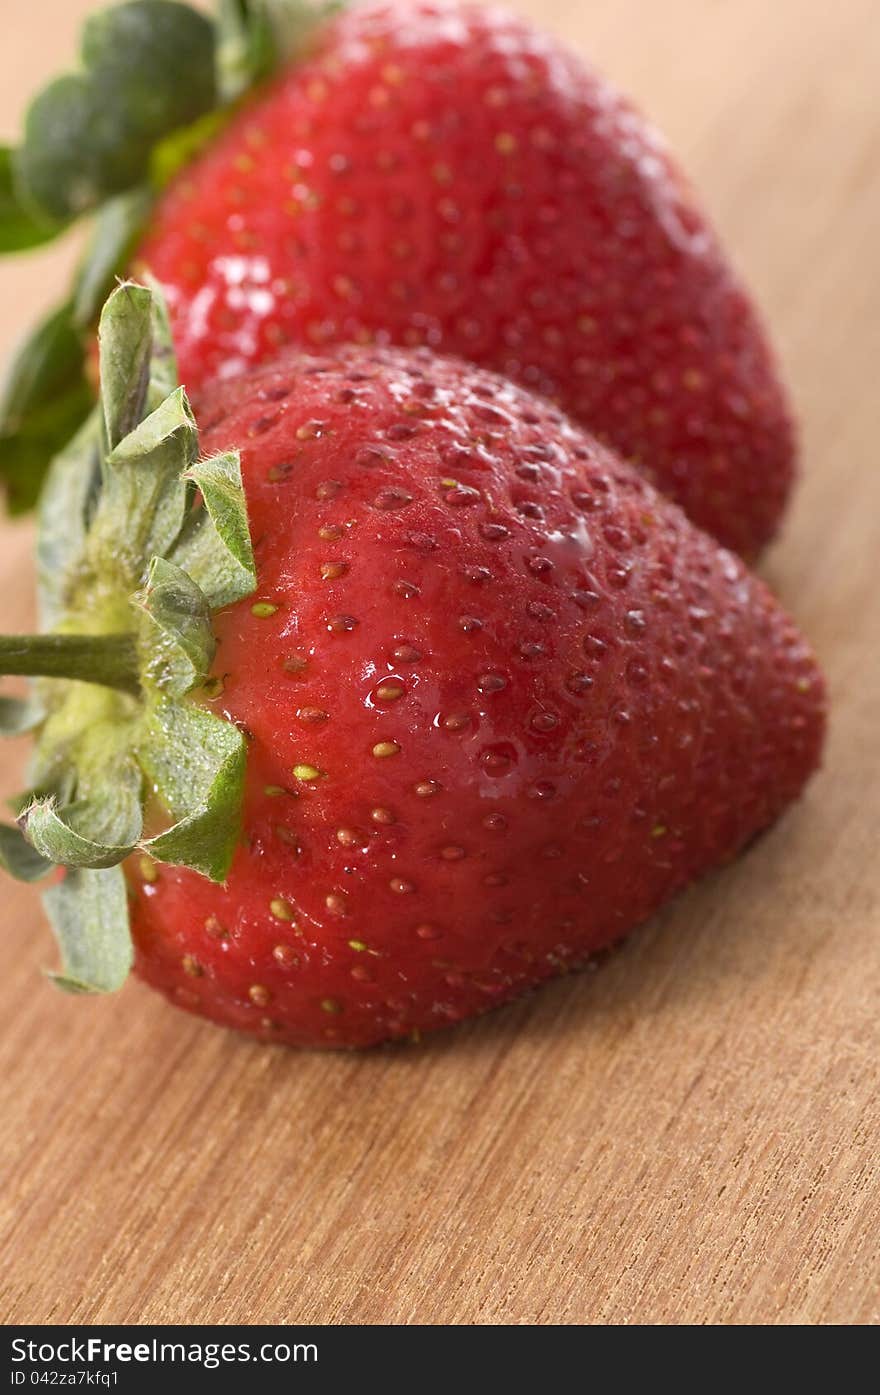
[3,0,793,557]
[0,283,825,1048]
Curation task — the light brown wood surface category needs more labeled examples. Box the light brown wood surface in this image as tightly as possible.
[0,0,878,1327]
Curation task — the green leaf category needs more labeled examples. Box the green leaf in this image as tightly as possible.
[171,450,256,607]
[21,759,143,869]
[0,694,45,735]
[0,822,54,881]
[0,299,93,513]
[0,146,60,253]
[98,280,153,449]
[15,1,218,224]
[43,864,132,993]
[139,697,245,881]
[135,556,215,697]
[73,185,154,328]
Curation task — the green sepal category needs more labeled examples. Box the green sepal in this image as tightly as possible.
[139,699,246,881]
[172,450,256,607]
[0,694,45,735]
[0,301,93,513]
[0,823,54,882]
[23,799,134,870]
[34,281,185,628]
[135,557,216,697]
[1,279,258,1003]
[15,1,217,225]
[216,0,278,101]
[96,278,186,462]
[0,301,88,436]
[273,0,344,59]
[1,1,344,511]
[9,770,77,820]
[98,280,153,450]
[142,271,179,406]
[108,381,195,475]
[37,414,103,629]
[0,146,59,253]
[44,865,133,993]
[149,107,232,191]
[73,186,154,329]
[94,385,196,576]
[21,759,143,869]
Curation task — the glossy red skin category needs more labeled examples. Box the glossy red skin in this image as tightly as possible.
[128,346,825,1049]
[135,0,795,559]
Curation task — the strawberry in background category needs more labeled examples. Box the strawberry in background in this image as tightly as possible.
[2,0,795,558]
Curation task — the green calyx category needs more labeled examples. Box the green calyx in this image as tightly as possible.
[0,0,340,513]
[0,280,257,993]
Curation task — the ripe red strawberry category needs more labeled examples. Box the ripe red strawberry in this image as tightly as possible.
[3,1,794,553]
[129,341,823,1047]
[135,0,795,557]
[0,284,824,1048]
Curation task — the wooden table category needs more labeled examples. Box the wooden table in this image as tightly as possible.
[1,0,877,1326]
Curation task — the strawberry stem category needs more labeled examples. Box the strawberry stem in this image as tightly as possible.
[0,633,141,695]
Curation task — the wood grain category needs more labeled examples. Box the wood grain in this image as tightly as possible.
[0,0,878,1326]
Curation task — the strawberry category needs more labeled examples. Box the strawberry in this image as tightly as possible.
[2,1,793,556]
[0,283,825,1048]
